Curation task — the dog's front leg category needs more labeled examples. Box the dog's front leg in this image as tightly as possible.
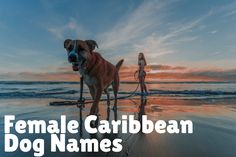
[104,89,110,107]
[88,86,95,100]
[89,85,102,115]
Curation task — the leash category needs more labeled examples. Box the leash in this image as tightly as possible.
[76,83,140,106]
[77,76,85,107]
[76,71,140,106]
[50,70,142,106]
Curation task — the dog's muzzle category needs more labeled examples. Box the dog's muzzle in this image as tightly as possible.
[68,50,78,71]
[68,51,85,71]
[68,53,77,62]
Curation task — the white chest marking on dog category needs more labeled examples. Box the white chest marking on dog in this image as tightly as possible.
[79,69,97,86]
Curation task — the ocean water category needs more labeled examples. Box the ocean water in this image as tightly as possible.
[1,81,236,157]
[0,81,236,100]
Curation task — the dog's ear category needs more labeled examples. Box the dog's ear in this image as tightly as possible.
[64,39,72,48]
[85,40,98,51]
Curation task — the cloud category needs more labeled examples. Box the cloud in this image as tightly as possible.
[1,64,236,82]
[217,1,236,17]
[0,71,80,81]
[96,0,174,57]
[209,30,218,34]
[146,64,186,71]
[118,64,236,82]
[95,0,214,64]
[47,18,90,39]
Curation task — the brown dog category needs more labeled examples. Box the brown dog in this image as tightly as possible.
[64,39,124,115]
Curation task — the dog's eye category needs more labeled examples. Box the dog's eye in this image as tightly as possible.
[67,45,73,52]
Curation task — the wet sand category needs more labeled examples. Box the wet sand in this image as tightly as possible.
[1,96,236,157]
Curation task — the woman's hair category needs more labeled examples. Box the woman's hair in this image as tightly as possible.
[138,52,147,66]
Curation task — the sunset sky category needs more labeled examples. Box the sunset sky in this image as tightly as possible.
[0,0,236,81]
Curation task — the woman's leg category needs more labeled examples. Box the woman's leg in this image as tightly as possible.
[143,77,148,93]
[140,77,147,94]
[139,71,148,94]
[139,76,144,93]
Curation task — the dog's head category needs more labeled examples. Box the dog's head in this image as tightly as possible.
[64,39,98,71]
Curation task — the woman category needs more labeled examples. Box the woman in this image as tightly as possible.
[138,52,148,95]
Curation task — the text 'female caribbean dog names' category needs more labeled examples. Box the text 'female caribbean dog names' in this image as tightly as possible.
[4,115,193,156]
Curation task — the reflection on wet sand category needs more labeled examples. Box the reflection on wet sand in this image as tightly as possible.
[117,96,236,119]
[138,96,147,132]
[1,94,236,157]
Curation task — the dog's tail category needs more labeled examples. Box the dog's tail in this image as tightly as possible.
[116,59,124,71]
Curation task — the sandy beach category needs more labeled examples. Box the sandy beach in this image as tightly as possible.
[1,93,236,157]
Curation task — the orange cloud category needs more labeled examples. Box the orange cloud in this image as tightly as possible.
[146,64,186,71]
[1,64,236,82]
